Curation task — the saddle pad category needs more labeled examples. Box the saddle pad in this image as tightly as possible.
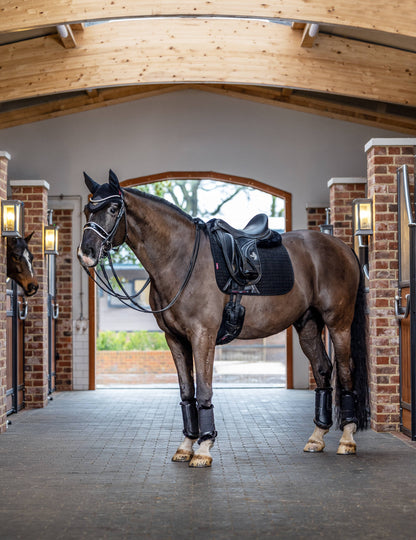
[206,222,294,296]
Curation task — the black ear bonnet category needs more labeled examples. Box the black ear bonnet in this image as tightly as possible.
[84,170,123,213]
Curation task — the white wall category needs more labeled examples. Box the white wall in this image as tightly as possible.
[0,89,401,388]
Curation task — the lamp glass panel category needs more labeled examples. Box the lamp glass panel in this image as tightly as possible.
[358,202,372,231]
[3,203,18,232]
[44,227,57,252]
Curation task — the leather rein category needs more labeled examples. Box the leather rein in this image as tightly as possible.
[81,190,202,314]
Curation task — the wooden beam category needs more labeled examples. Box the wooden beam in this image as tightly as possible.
[192,84,416,135]
[0,19,415,107]
[0,85,185,129]
[57,24,77,48]
[2,81,416,135]
[300,24,320,48]
[1,1,415,40]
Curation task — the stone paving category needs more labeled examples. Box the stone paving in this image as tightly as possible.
[0,388,415,539]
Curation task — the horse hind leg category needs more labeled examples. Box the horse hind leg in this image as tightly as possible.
[294,309,333,453]
[330,328,358,455]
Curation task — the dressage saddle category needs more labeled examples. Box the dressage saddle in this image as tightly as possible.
[210,213,281,289]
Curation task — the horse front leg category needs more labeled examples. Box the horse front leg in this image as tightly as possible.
[189,332,217,468]
[165,335,199,463]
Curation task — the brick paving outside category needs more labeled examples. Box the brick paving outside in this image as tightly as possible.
[0,388,415,539]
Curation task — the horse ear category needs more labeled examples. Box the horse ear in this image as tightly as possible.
[83,172,100,194]
[25,231,35,244]
[108,169,120,190]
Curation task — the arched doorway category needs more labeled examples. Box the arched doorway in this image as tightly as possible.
[89,172,293,389]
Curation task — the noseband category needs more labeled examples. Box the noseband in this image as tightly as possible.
[83,192,127,258]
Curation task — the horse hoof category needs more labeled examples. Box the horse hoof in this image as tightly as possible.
[336,442,356,455]
[172,449,194,462]
[303,439,325,453]
[189,455,213,468]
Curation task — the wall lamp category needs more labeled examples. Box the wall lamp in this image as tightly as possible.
[352,198,373,280]
[320,208,333,235]
[1,199,24,238]
[44,209,59,255]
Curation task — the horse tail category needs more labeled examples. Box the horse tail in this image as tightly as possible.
[340,263,370,430]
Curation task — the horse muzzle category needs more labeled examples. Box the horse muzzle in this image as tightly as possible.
[77,246,98,268]
[25,281,39,297]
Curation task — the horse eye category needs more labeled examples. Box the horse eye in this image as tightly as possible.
[12,255,22,262]
[109,207,117,215]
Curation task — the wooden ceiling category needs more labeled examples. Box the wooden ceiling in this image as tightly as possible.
[1,1,415,133]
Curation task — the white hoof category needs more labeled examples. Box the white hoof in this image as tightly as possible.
[172,437,196,463]
[337,422,357,455]
[189,439,214,468]
[303,426,329,453]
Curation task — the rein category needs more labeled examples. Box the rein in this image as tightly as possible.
[82,191,202,314]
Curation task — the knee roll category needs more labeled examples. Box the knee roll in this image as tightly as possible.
[314,388,333,429]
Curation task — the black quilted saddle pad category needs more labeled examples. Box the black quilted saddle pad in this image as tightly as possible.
[205,221,294,296]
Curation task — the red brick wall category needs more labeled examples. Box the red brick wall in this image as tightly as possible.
[329,179,367,247]
[11,182,49,408]
[0,153,10,433]
[96,350,176,384]
[97,350,174,374]
[306,206,327,232]
[366,143,415,432]
[54,209,73,390]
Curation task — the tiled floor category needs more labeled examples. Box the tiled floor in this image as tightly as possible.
[0,388,415,539]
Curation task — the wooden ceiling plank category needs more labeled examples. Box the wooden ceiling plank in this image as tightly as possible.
[0,85,186,129]
[0,1,415,40]
[193,84,416,135]
[0,19,414,107]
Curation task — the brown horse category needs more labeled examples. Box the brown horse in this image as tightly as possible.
[78,171,369,467]
[7,233,39,296]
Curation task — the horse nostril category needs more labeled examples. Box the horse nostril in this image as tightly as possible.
[84,246,95,259]
[28,283,38,293]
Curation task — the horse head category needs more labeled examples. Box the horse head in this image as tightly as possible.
[78,169,126,268]
[7,232,39,296]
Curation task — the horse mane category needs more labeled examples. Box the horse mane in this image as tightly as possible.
[124,187,195,224]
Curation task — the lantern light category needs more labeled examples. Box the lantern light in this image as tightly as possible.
[1,199,24,238]
[43,224,59,255]
[352,198,373,236]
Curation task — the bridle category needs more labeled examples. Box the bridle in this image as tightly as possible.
[83,193,127,260]
[81,189,202,314]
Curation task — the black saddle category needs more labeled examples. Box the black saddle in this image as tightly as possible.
[209,214,282,290]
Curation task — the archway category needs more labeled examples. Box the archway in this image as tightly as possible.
[89,172,293,389]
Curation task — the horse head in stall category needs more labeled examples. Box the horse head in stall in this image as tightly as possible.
[7,232,39,296]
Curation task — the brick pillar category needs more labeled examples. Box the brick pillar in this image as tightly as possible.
[306,203,327,232]
[366,138,416,432]
[328,177,367,247]
[54,208,73,390]
[10,180,50,409]
[0,151,11,433]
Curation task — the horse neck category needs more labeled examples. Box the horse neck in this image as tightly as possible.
[123,190,196,280]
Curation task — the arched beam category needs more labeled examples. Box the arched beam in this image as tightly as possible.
[1,0,415,39]
[0,19,415,106]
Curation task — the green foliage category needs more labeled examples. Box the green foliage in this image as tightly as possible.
[97,330,169,351]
